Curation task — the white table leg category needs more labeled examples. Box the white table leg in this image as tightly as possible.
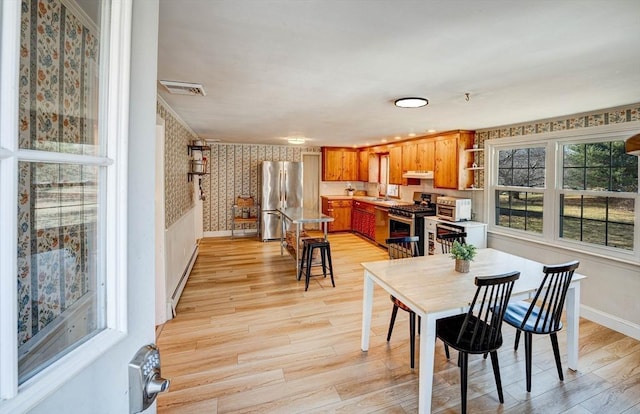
[418,314,436,414]
[566,282,580,370]
[361,272,374,351]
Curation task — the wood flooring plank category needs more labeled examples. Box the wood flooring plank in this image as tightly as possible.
[156,233,640,414]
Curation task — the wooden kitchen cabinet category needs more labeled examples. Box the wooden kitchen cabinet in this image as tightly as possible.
[388,146,403,185]
[358,150,370,182]
[433,131,475,190]
[322,147,359,181]
[416,141,435,171]
[352,200,376,240]
[321,197,352,232]
[402,142,418,172]
[402,140,434,172]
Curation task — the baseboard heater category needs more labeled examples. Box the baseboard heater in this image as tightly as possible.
[169,243,199,318]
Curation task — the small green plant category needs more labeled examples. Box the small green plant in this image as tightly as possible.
[450,241,477,261]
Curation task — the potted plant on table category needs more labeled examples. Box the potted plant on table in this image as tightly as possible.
[450,241,477,273]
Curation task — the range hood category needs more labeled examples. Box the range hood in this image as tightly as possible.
[626,133,640,156]
[402,170,434,179]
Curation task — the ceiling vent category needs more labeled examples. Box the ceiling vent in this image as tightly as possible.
[159,80,206,96]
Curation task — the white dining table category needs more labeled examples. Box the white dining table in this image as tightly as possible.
[360,248,586,414]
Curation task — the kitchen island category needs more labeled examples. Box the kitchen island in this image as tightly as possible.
[278,207,334,275]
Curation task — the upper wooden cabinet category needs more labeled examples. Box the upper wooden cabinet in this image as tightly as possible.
[388,146,403,185]
[402,140,435,172]
[358,150,369,182]
[322,147,359,181]
[433,131,475,190]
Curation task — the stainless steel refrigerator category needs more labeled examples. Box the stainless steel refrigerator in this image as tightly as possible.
[259,161,303,240]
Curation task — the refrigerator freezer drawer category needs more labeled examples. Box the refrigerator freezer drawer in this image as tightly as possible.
[261,211,282,241]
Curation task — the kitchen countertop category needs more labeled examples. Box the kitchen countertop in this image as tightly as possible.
[321,195,412,208]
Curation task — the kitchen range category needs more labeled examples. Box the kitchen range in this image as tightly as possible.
[388,192,439,256]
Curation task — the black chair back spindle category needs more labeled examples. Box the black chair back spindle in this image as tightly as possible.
[438,232,467,254]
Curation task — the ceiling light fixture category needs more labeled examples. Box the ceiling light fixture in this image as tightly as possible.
[394,97,428,108]
[287,137,306,145]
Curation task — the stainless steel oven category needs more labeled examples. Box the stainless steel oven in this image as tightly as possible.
[388,192,439,256]
[388,212,413,240]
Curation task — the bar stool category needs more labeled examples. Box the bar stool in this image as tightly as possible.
[298,238,335,291]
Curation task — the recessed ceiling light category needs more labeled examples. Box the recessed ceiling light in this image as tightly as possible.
[394,136,401,140]
[381,139,387,143]
[427,129,436,133]
[408,133,416,137]
[394,97,428,108]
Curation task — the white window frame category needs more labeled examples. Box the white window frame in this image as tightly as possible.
[0,0,132,409]
[486,122,640,263]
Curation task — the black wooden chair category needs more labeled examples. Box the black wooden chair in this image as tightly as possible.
[437,232,467,360]
[385,236,421,368]
[503,260,580,392]
[438,232,467,254]
[436,271,520,414]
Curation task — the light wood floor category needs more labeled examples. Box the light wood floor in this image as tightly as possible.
[156,233,640,414]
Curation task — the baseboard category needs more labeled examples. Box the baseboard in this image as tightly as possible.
[581,305,640,340]
[204,230,232,237]
[169,243,199,317]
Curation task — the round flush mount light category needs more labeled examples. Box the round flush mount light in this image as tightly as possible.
[287,137,306,145]
[394,97,428,108]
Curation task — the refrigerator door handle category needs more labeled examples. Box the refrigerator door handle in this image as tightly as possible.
[283,170,287,206]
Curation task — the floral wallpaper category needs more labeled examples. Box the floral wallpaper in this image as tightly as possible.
[203,144,320,232]
[475,103,640,186]
[17,0,98,347]
[157,100,198,228]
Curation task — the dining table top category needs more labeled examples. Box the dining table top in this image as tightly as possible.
[361,248,587,317]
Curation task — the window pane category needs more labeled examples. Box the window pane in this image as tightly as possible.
[18,162,102,383]
[563,167,584,190]
[495,191,543,233]
[498,168,512,186]
[612,167,638,192]
[585,167,610,191]
[563,144,585,168]
[18,0,100,155]
[17,0,103,384]
[563,141,637,192]
[560,195,634,251]
[497,147,545,188]
[498,149,514,168]
[585,142,610,167]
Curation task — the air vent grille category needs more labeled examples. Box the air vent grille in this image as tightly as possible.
[159,80,206,96]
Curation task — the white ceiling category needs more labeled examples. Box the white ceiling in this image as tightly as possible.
[157,0,640,147]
